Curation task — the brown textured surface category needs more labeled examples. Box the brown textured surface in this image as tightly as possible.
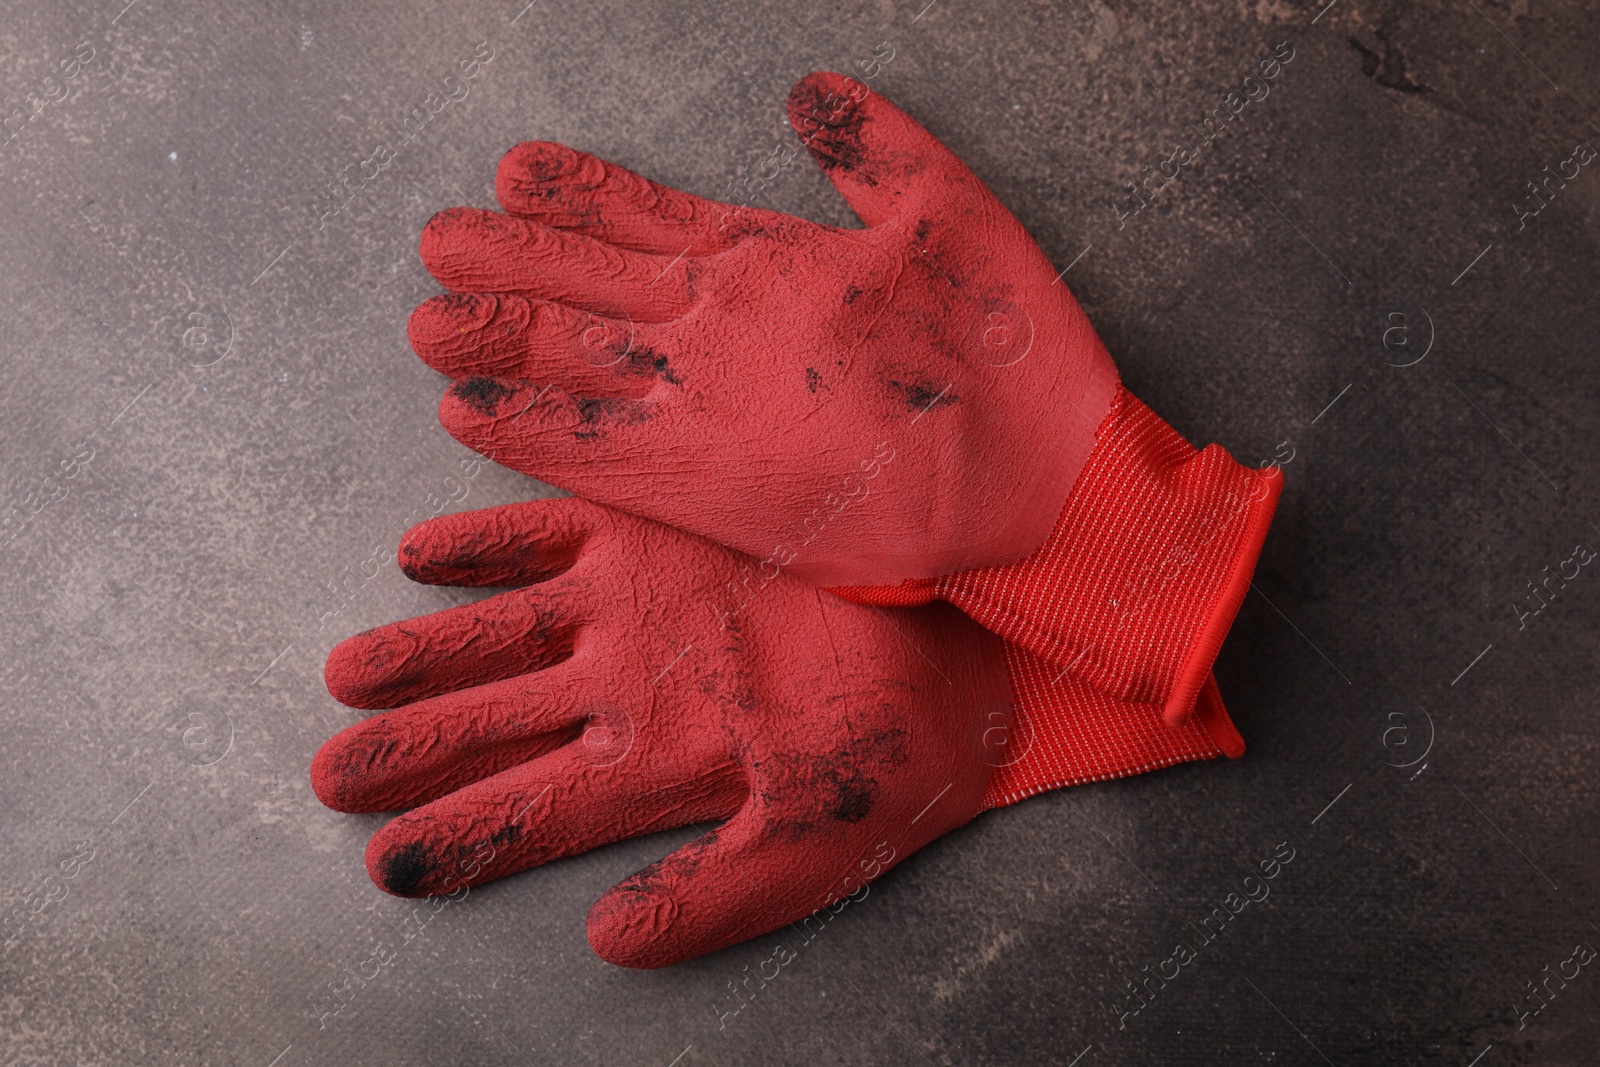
[1,0,1597,1063]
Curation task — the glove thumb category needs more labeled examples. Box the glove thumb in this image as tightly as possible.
[786,71,970,229]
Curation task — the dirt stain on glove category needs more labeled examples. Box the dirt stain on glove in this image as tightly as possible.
[452,375,517,416]
[786,79,871,176]
[377,842,433,895]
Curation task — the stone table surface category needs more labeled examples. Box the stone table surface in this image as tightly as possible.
[1,0,1597,1064]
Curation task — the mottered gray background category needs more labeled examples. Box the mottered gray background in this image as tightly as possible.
[2,0,1598,1063]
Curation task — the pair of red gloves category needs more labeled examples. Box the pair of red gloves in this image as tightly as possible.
[312,73,1280,968]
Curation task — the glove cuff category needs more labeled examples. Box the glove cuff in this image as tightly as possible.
[979,644,1243,812]
[830,385,1282,727]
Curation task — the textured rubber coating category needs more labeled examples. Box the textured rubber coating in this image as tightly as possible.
[410,71,1120,588]
[313,499,1243,969]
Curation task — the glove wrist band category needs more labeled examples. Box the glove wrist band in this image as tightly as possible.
[980,646,1244,812]
[829,385,1283,727]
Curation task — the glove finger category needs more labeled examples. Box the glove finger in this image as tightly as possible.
[420,208,693,323]
[323,573,589,711]
[312,656,602,813]
[496,140,744,255]
[399,497,605,589]
[408,292,678,397]
[437,376,662,492]
[363,746,746,897]
[786,71,972,229]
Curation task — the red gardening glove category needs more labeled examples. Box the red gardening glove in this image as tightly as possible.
[313,499,1241,968]
[408,71,1279,727]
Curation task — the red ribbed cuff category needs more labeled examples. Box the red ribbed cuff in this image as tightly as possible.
[979,643,1241,812]
[831,386,1282,727]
